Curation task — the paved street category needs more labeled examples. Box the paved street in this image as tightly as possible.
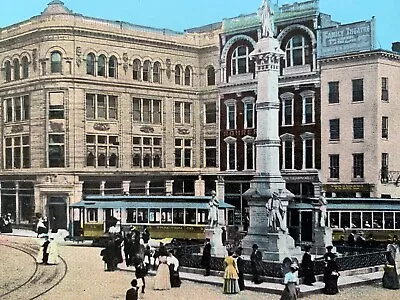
[1,234,399,299]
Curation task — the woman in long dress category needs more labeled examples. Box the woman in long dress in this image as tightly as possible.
[167,250,181,288]
[222,250,240,294]
[47,238,60,265]
[323,246,339,295]
[300,245,316,285]
[153,251,171,290]
[382,247,399,289]
[280,263,299,300]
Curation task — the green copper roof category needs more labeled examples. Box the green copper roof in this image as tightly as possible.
[222,13,259,33]
[275,0,319,22]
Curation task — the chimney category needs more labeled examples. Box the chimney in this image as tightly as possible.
[392,42,400,53]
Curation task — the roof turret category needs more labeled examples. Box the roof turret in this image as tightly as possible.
[41,0,72,15]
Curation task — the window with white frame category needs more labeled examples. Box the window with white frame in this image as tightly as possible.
[132,136,162,168]
[281,134,294,169]
[87,208,98,222]
[86,94,118,120]
[280,92,294,126]
[225,100,236,130]
[132,98,162,124]
[242,135,255,170]
[4,135,30,169]
[329,154,339,179]
[204,102,216,124]
[285,35,310,67]
[86,53,95,75]
[224,137,236,171]
[174,101,191,124]
[204,139,217,167]
[231,45,250,75]
[175,138,192,167]
[153,62,161,83]
[301,132,314,169]
[86,134,119,168]
[4,95,30,123]
[133,59,141,80]
[300,90,315,124]
[242,97,255,128]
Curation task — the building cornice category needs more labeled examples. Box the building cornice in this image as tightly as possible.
[318,50,400,64]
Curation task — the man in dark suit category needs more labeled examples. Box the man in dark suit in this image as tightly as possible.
[234,247,245,290]
[250,243,263,284]
[201,238,211,276]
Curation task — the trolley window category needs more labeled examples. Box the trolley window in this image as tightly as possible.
[362,212,372,228]
[197,209,208,224]
[373,212,383,228]
[149,208,161,224]
[87,208,98,222]
[126,208,137,223]
[395,212,400,229]
[384,212,394,229]
[186,208,196,224]
[351,212,361,228]
[330,212,339,228]
[138,208,148,223]
[161,208,172,224]
[341,212,350,229]
[173,208,184,224]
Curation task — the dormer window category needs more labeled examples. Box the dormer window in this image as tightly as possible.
[285,35,310,67]
[231,46,250,75]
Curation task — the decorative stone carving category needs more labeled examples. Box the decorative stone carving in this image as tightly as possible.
[140,125,154,133]
[177,128,189,135]
[11,125,24,133]
[76,47,82,67]
[93,123,110,131]
[123,52,129,73]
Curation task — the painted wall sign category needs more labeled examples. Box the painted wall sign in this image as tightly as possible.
[317,19,375,58]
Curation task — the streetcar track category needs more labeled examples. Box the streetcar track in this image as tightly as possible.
[0,240,68,299]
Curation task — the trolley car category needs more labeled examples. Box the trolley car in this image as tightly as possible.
[69,195,235,244]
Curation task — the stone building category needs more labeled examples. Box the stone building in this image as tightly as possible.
[0,1,221,228]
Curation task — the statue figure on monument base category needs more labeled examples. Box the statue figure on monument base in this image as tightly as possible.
[208,191,219,228]
[266,191,286,233]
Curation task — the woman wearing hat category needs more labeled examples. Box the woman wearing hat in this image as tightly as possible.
[300,244,316,286]
[280,263,299,300]
[323,245,339,295]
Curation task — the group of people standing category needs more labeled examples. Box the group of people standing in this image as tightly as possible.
[36,235,60,265]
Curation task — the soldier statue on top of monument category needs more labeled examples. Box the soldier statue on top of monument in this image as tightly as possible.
[258,0,274,37]
[266,191,286,232]
[208,190,219,228]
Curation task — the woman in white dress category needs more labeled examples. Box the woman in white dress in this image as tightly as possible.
[153,249,171,290]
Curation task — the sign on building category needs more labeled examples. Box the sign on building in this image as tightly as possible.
[317,19,375,58]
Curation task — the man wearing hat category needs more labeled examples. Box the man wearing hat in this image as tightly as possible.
[250,244,263,284]
[300,244,316,286]
[201,238,212,276]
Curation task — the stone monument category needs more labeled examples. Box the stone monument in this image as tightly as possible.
[204,191,227,257]
[241,0,301,261]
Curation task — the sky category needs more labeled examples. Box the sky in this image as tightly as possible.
[0,0,398,50]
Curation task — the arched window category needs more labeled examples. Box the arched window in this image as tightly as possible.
[133,59,141,80]
[153,61,161,83]
[143,60,151,82]
[51,51,62,73]
[21,56,29,79]
[97,55,106,77]
[13,59,20,80]
[184,66,191,86]
[285,35,310,67]
[175,65,182,85]
[86,53,95,75]
[109,56,117,78]
[231,46,250,75]
[207,66,215,86]
[5,61,11,82]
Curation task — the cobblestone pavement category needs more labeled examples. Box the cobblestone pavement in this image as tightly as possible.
[1,235,399,300]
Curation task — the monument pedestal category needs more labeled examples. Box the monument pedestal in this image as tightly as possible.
[205,226,226,257]
[313,227,333,256]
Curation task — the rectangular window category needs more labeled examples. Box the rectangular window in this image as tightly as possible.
[4,135,30,169]
[329,119,340,141]
[85,94,118,120]
[353,117,364,139]
[174,101,191,124]
[328,81,339,104]
[304,139,313,169]
[205,139,217,167]
[48,134,65,167]
[86,134,119,168]
[87,209,98,222]
[3,96,30,123]
[131,136,162,168]
[227,105,235,129]
[283,140,293,169]
[303,97,314,124]
[352,79,364,102]
[132,98,161,124]
[205,102,216,124]
[353,153,364,178]
[283,99,293,126]
[381,77,389,101]
[329,154,339,179]
[227,142,236,170]
[245,142,254,170]
[244,102,254,128]
[175,138,191,167]
[381,153,389,183]
[382,116,388,139]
